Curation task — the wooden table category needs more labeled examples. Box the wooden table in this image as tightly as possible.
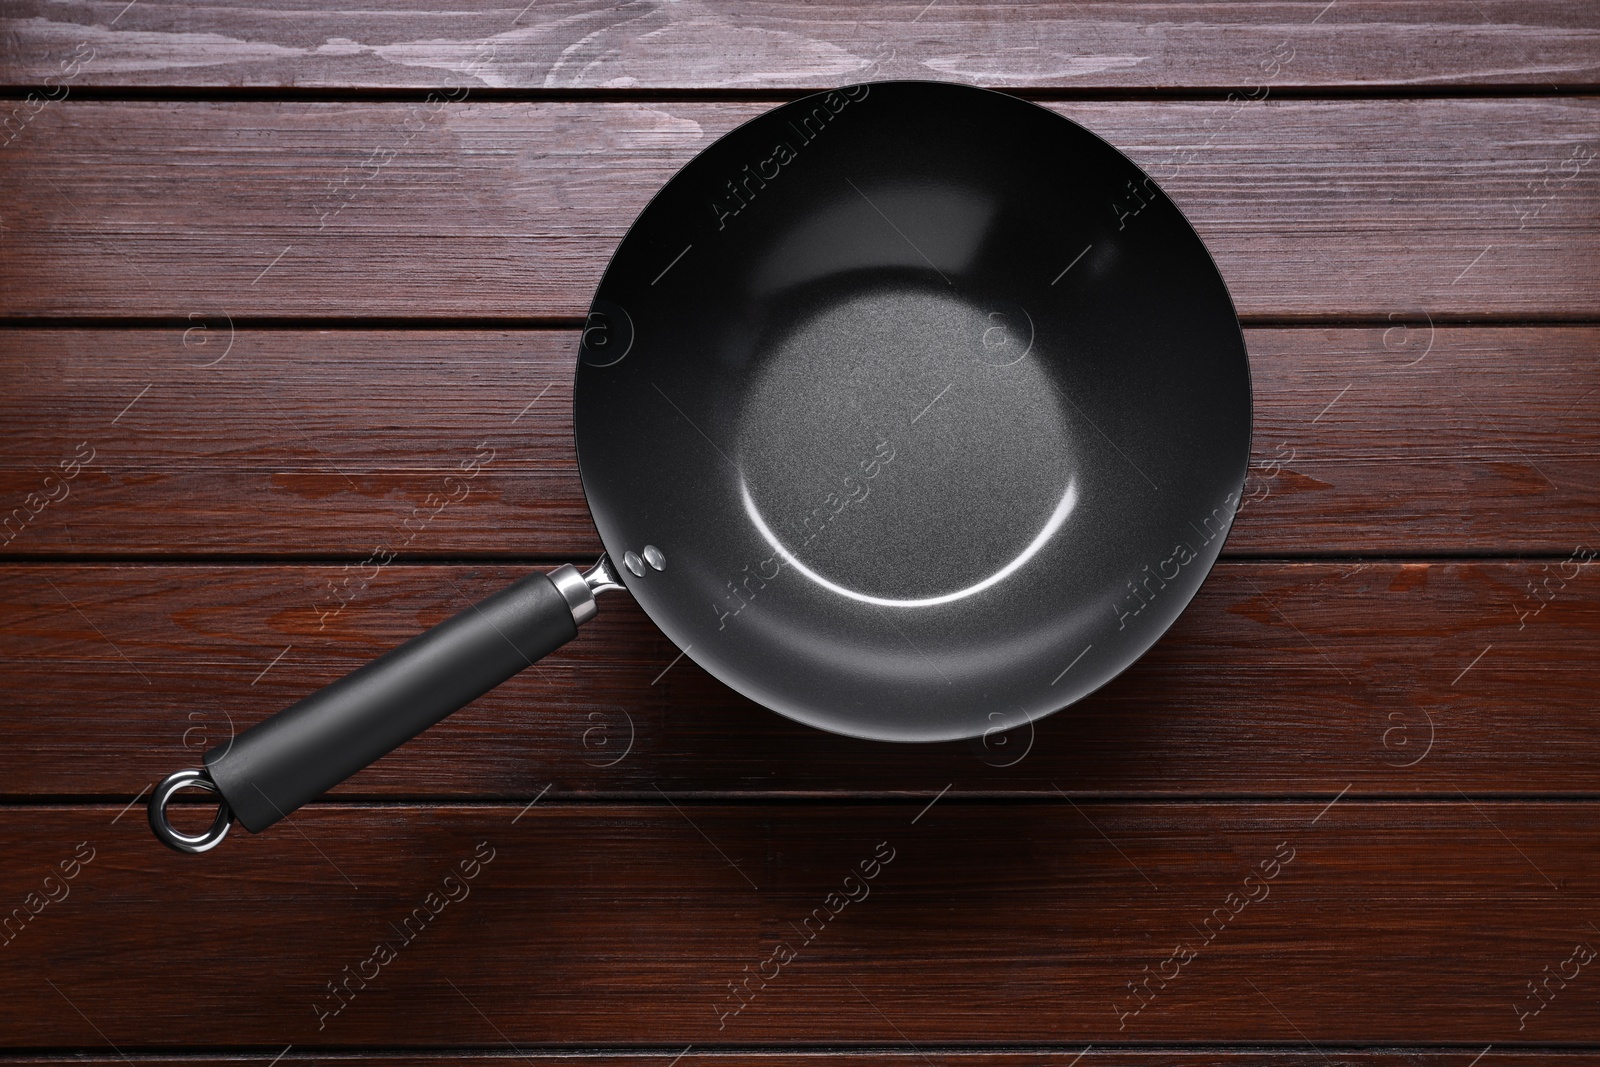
[3,2,1598,1062]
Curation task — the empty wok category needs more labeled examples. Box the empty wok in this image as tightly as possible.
[149,79,1252,853]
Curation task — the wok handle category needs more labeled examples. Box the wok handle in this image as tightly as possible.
[149,563,611,853]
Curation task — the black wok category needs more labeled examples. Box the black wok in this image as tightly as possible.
[150,80,1251,853]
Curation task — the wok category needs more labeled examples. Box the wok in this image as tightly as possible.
[150,80,1252,853]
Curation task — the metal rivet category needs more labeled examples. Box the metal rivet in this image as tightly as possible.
[643,545,666,571]
[623,550,645,577]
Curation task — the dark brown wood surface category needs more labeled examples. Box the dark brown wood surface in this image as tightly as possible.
[4,1,1598,90]
[2,560,1594,798]
[3,0,1598,1061]
[2,99,1597,319]
[13,1061,1600,1067]
[1,327,1597,557]
[2,804,1596,1046]
[12,1060,1600,1067]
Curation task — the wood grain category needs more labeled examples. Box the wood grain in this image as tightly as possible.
[0,327,1595,558]
[1,803,1595,1045]
[1,100,1595,319]
[9,1060,1600,1067]
[3,560,1593,798]
[4,1,1598,91]
[4,4,1598,1056]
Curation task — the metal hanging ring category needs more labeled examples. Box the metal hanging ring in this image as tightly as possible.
[148,768,233,854]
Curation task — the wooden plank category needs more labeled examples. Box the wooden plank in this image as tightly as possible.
[3,1,1598,91]
[3,560,1594,798]
[7,1060,1599,1067]
[0,802,1595,1045]
[1,328,1594,557]
[0,1062,1521,1067]
[0,100,1594,319]
[0,329,592,558]
[0,1062,1583,1067]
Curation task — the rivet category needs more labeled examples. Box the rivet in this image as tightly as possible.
[643,545,666,571]
[623,550,645,577]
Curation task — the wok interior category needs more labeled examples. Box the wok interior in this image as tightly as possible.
[575,81,1250,742]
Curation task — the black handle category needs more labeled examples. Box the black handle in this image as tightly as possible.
[153,569,591,845]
